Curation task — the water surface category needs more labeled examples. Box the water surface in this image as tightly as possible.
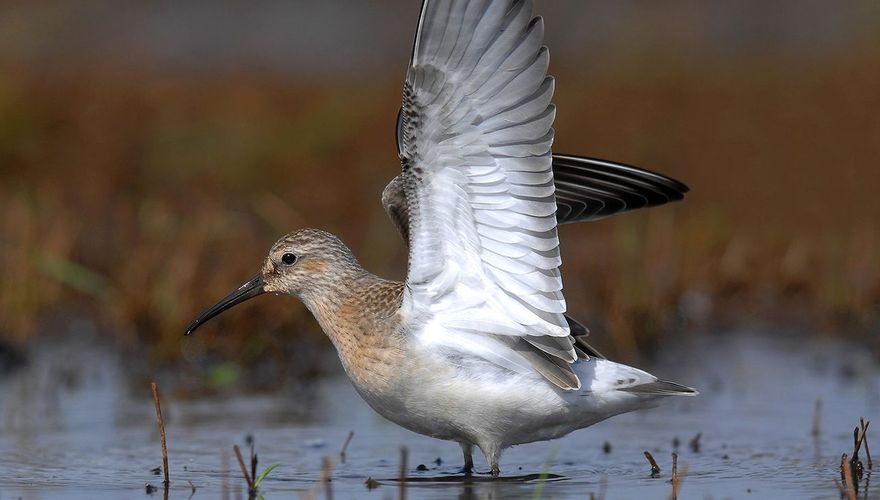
[1,332,877,499]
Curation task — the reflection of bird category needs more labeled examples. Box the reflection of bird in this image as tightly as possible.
[186,0,695,477]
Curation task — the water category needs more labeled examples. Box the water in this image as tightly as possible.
[0,332,877,499]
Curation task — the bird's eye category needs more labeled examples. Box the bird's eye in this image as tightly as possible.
[281,253,297,265]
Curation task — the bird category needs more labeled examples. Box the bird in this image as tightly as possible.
[185,0,696,477]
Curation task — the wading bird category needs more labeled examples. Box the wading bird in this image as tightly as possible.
[186,0,695,476]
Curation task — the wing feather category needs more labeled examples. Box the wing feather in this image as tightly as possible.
[387,1,689,390]
[399,0,579,383]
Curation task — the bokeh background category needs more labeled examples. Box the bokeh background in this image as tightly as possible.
[2,0,879,391]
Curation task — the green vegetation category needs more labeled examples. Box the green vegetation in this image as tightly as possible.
[253,463,279,489]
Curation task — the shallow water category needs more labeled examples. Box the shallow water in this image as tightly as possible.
[1,332,877,499]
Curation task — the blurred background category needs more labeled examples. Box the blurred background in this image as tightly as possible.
[2,2,879,498]
[1,0,878,390]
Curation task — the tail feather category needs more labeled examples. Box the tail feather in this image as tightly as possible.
[583,359,697,397]
[620,379,698,396]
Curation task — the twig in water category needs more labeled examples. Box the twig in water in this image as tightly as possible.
[834,477,847,498]
[150,382,170,488]
[321,456,334,500]
[187,480,197,500]
[249,440,257,491]
[588,475,608,500]
[811,398,822,436]
[340,431,354,464]
[302,457,333,500]
[399,447,408,500]
[644,451,661,478]
[852,426,865,480]
[233,444,255,495]
[670,453,686,500]
[597,474,608,500]
[689,433,702,453]
[861,418,873,469]
[671,452,677,481]
[841,454,857,500]
[221,449,230,500]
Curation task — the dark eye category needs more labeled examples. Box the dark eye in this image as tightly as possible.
[281,253,297,265]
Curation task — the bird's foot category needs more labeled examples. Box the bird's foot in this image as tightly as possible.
[461,446,474,475]
[461,459,474,475]
[490,464,500,478]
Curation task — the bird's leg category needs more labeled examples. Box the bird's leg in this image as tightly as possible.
[480,443,502,478]
[460,443,474,474]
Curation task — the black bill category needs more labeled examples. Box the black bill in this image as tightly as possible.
[185,274,265,336]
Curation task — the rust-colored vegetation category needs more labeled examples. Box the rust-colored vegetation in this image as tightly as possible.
[1,54,878,376]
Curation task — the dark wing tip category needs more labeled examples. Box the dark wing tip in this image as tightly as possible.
[551,154,689,224]
[565,313,590,336]
[620,379,699,396]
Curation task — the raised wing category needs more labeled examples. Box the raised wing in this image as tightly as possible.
[399,0,579,385]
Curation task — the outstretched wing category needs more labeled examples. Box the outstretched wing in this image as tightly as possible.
[398,0,580,386]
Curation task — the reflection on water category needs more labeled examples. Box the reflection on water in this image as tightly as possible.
[0,332,877,499]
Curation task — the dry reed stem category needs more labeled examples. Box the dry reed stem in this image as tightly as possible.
[670,453,686,500]
[669,452,678,500]
[689,433,702,453]
[301,457,335,500]
[233,445,255,491]
[150,382,170,487]
[340,431,354,464]
[596,474,608,500]
[321,456,334,500]
[834,478,847,498]
[811,398,822,436]
[861,418,872,469]
[644,451,661,478]
[187,480,197,500]
[855,426,864,455]
[399,447,408,500]
[852,425,867,479]
[670,452,678,500]
[249,443,257,491]
[221,449,230,500]
[842,454,857,500]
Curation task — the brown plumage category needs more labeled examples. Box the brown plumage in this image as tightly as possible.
[262,229,408,392]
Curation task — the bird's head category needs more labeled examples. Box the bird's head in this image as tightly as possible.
[184,228,359,336]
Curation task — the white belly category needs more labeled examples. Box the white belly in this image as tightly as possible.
[349,349,649,449]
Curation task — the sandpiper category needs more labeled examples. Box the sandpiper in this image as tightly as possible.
[186,0,695,476]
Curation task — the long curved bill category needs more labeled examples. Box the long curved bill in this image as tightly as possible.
[185,274,265,336]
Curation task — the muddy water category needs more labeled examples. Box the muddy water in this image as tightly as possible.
[0,332,877,499]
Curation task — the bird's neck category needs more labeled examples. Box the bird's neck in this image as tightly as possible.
[301,271,406,390]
